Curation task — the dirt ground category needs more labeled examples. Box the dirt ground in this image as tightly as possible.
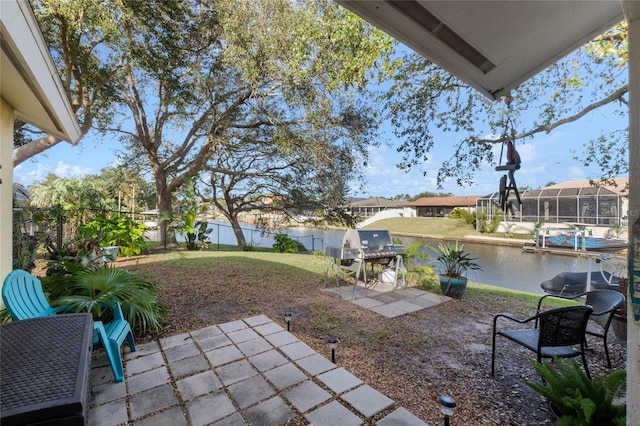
[118,251,627,426]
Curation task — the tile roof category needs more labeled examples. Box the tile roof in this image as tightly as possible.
[402,196,481,207]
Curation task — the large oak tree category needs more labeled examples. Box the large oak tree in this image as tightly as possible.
[111,0,392,245]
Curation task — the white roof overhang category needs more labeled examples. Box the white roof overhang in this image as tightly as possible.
[337,1,626,100]
[1,0,81,143]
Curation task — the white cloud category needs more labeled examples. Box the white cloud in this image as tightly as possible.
[53,161,94,179]
[14,161,95,186]
[13,163,51,186]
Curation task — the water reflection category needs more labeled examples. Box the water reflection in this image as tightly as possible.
[403,237,590,295]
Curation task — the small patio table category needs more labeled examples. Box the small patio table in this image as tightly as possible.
[1,313,93,426]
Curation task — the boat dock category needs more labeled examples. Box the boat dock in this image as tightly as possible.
[522,243,626,258]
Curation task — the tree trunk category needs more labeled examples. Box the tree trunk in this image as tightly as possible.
[157,186,177,248]
[228,215,247,247]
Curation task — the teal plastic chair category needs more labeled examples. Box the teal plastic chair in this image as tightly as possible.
[2,269,136,382]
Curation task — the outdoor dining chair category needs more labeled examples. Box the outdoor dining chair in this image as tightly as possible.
[491,305,593,378]
[537,290,625,367]
[2,269,136,382]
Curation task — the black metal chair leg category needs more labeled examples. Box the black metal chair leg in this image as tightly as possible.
[491,333,497,376]
[581,348,591,379]
[603,335,612,368]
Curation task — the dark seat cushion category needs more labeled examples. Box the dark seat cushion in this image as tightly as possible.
[499,329,582,358]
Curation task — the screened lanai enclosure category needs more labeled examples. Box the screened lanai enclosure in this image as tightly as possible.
[477,180,628,227]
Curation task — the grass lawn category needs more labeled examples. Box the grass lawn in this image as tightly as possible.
[114,247,622,425]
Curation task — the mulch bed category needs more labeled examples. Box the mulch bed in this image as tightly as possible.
[118,251,627,425]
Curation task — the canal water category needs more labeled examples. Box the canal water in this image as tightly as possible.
[153,220,606,295]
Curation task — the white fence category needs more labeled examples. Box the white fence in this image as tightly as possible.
[355,209,404,228]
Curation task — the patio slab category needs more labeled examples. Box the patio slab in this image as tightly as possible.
[88,316,427,425]
[323,283,450,317]
[341,384,395,417]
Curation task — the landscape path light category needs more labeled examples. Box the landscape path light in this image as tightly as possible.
[284,310,292,331]
[439,395,456,426]
[327,336,338,363]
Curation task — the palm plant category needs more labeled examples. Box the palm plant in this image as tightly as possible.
[435,242,482,299]
[43,268,166,335]
[436,242,482,278]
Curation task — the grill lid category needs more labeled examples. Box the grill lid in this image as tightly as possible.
[340,229,404,259]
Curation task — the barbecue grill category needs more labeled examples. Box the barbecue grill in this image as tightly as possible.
[341,229,404,263]
[325,229,406,298]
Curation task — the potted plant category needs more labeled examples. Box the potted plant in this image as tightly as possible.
[526,357,626,425]
[436,242,482,299]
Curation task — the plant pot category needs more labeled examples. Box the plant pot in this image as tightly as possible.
[439,276,467,299]
[101,246,119,262]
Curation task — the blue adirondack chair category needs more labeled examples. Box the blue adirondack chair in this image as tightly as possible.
[2,269,136,382]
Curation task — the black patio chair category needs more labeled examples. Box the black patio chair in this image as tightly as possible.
[492,305,593,378]
[537,290,625,367]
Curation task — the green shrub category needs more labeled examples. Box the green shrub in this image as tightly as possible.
[80,214,147,256]
[273,233,299,253]
[477,209,503,234]
[525,357,626,426]
[450,207,475,226]
[401,240,432,270]
[412,266,438,290]
[44,236,106,275]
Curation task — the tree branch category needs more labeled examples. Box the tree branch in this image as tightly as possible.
[471,84,629,145]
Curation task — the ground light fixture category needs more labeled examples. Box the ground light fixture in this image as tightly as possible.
[439,395,456,426]
[327,336,338,363]
[284,310,292,331]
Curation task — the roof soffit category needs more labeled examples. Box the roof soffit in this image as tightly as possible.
[1,0,80,143]
[337,1,625,99]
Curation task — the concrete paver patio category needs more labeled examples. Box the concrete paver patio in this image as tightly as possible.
[88,315,429,426]
[323,282,449,318]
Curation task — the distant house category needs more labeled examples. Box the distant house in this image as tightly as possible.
[403,196,481,218]
[476,178,629,226]
[347,197,402,218]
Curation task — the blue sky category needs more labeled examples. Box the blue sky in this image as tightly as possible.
[359,101,628,198]
[13,45,628,201]
[13,100,627,199]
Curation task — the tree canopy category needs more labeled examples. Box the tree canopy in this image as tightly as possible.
[19,1,630,243]
[382,23,629,189]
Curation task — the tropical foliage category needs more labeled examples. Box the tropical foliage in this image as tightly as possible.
[272,234,302,253]
[79,214,147,256]
[400,240,432,271]
[436,242,482,278]
[175,208,212,251]
[526,357,626,426]
[43,267,165,335]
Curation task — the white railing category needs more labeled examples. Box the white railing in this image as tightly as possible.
[356,209,404,228]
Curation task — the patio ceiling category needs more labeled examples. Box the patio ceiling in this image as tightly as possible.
[337,1,625,100]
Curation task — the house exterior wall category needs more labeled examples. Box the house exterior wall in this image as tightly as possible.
[625,6,640,422]
[1,0,81,304]
[1,99,14,303]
